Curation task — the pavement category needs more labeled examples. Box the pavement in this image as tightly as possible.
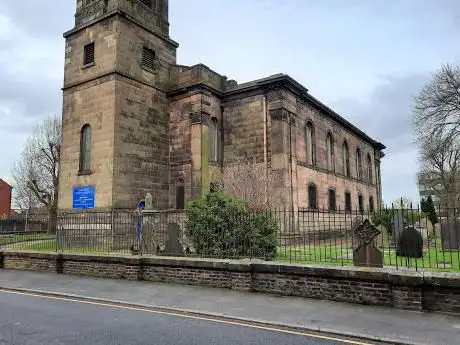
[0,292,365,345]
[0,271,458,345]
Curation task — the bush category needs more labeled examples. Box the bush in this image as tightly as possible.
[371,209,393,231]
[372,208,426,234]
[185,192,278,260]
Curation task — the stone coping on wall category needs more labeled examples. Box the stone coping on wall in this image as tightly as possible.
[1,251,460,313]
[2,251,459,285]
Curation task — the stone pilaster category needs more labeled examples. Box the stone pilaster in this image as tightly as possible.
[190,111,210,198]
[289,115,298,212]
[269,108,291,208]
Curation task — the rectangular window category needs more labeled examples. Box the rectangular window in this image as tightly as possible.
[83,42,95,66]
[142,47,156,70]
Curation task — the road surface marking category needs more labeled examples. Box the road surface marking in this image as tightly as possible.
[0,289,376,345]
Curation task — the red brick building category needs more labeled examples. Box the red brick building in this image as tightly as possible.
[0,178,12,218]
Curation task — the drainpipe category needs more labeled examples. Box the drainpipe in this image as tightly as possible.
[263,96,268,203]
[289,116,294,213]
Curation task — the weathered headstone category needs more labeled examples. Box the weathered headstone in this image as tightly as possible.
[424,218,434,237]
[434,222,441,236]
[353,219,383,268]
[440,218,460,251]
[163,222,184,256]
[350,216,364,246]
[396,226,423,258]
[145,193,153,210]
[413,221,428,242]
[374,224,389,248]
[141,222,157,255]
[390,210,404,247]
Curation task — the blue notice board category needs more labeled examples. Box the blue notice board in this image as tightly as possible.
[72,186,95,210]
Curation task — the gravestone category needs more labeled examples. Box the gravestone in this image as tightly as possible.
[163,222,184,256]
[390,210,404,247]
[396,226,423,258]
[413,221,428,242]
[145,193,153,210]
[440,218,460,251]
[141,222,157,255]
[434,222,441,236]
[423,218,434,237]
[374,224,389,248]
[350,216,364,246]
[352,219,383,268]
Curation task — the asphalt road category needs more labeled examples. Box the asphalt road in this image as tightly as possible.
[0,290,383,345]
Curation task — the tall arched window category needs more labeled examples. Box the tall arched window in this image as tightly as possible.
[308,183,317,210]
[328,188,336,212]
[326,132,335,171]
[342,141,350,177]
[209,117,218,162]
[79,124,92,173]
[176,178,185,210]
[344,191,352,213]
[358,193,364,213]
[367,153,373,184]
[305,122,315,166]
[356,148,363,180]
[369,196,375,213]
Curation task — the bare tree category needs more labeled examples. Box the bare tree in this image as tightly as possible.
[220,156,284,210]
[413,63,460,211]
[11,115,61,233]
[391,196,414,209]
[413,64,460,140]
[417,133,460,210]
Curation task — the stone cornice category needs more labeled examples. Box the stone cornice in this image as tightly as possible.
[189,111,211,125]
[63,10,179,48]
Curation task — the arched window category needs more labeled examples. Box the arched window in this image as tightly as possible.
[344,191,352,213]
[358,193,364,213]
[79,124,92,173]
[369,196,375,213]
[305,122,315,166]
[176,178,185,210]
[356,148,363,180]
[328,188,336,212]
[326,132,335,171]
[342,141,350,177]
[367,153,373,183]
[209,117,218,162]
[308,184,317,210]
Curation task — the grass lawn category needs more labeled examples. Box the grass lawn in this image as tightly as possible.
[0,233,54,246]
[20,239,128,256]
[275,244,460,272]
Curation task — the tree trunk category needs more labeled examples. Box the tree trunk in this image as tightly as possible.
[47,209,57,235]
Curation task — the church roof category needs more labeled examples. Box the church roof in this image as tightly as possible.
[226,73,386,151]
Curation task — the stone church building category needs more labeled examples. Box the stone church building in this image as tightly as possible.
[58,0,385,213]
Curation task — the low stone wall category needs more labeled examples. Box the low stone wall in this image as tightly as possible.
[1,251,459,314]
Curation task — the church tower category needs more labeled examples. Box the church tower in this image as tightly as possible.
[58,0,178,211]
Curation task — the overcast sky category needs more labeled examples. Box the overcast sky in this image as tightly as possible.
[1,0,459,205]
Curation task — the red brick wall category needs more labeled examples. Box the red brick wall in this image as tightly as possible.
[0,180,12,218]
